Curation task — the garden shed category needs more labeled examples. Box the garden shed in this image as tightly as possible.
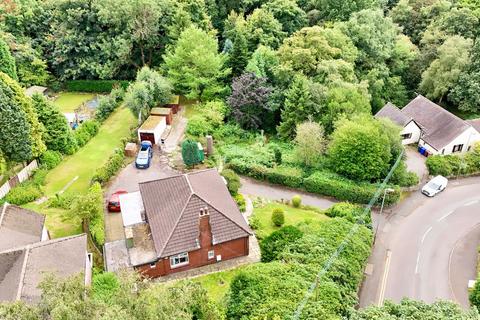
[151,107,173,125]
[165,95,180,114]
[137,115,166,145]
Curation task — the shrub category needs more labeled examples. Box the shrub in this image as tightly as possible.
[92,272,120,303]
[47,193,76,210]
[303,171,400,205]
[426,154,463,177]
[65,80,130,93]
[260,225,303,262]
[325,202,371,226]
[186,115,213,137]
[221,169,241,195]
[5,182,42,205]
[291,195,302,208]
[249,215,262,230]
[74,120,100,147]
[90,214,105,246]
[265,166,304,188]
[32,168,48,186]
[234,193,246,212]
[40,150,63,169]
[271,208,285,227]
[391,162,419,187]
[470,275,480,310]
[91,149,124,185]
[95,88,124,123]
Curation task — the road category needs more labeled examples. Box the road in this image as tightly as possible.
[239,176,336,210]
[360,176,480,308]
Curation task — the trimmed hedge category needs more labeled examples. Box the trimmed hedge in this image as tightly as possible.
[5,182,42,205]
[234,193,246,212]
[65,80,130,93]
[426,144,480,177]
[221,169,241,195]
[260,225,303,262]
[325,202,371,226]
[74,120,100,148]
[271,208,285,227]
[304,171,400,206]
[91,149,125,185]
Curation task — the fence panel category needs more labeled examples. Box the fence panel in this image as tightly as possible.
[0,182,10,199]
[17,160,38,183]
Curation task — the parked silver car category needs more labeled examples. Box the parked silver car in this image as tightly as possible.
[421,175,448,197]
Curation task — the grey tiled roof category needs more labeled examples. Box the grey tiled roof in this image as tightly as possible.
[0,205,45,252]
[139,169,251,258]
[467,119,480,134]
[0,234,88,303]
[403,95,471,150]
[375,102,412,127]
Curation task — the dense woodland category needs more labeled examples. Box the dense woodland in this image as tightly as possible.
[2,0,480,319]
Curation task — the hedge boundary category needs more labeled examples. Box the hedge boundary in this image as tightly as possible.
[65,80,130,93]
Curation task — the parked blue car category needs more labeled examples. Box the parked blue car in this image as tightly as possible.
[135,141,153,169]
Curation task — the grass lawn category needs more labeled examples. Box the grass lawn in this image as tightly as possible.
[23,107,136,238]
[44,107,136,196]
[252,202,328,239]
[53,92,96,112]
[194,267,245,304]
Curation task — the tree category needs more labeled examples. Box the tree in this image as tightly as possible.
[164,26,229,101]
[244,9,285,51]
[420,35,473,102]
[69,182,103,230]
[245,45,279,83]
[277,75,312,138]
[0,72,45,159]
[227,72,272,130]
[227,31,249,78]
[305,0,385,23]
[32,94,76,155]
[0,38,17,80]
[262,0,307,34]
[328,117,391,181]
[294,120,326,167]
[351,299,480,319]
[182,139,202,167]
[449,39,480,112]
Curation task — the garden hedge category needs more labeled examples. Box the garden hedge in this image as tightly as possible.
[426,144,480,177]
[65,80,130,93]
[260,225,303,262]
[91,149,125,185]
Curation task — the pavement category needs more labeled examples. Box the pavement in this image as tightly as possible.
[359,176,480,309]
[239,176,337,210]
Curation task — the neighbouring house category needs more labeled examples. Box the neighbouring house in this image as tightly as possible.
[104,169,252,278]
[375,95,480,156]
[137,115,167,145]
[24,86,47,97]
[0,204,92,303]
[165,95,180,114]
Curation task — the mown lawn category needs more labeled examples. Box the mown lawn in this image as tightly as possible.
[252,202,328,239]
[194,267,245,304]
[53,92,96,112]
[24,107,136,238]
[44,107,135,196]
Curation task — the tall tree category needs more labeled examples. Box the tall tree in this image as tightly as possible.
[0,38,17,80]
[245,45,279,83]
[420,35,472,102]
[262,0,307,34]
[164,26,230,101]
[277,75,312,138]
[227,31,249,78]
[227,72,272,130]
[305,0,385,23]
[294,120,326,167]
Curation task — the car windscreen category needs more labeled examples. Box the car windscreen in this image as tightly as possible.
[428,182,440,189]
[137,152,148,159]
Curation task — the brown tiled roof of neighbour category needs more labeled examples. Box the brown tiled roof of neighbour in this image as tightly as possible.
[0,204,45,252]
[375,102,412,127]
[467,119,480,133]
[0,234,88,303]
[403,95,471,150]
[139,169,252,259]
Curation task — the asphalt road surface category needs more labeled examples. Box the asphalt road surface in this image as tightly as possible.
[360,176,480,308]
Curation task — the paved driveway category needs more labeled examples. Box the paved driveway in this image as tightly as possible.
[359,176,480,309]
[239,177,336,210]
[405,146,428,182]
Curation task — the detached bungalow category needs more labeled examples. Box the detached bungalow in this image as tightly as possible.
[375,95,480,156]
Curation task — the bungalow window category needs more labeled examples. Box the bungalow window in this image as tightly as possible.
[170,252,189,268]
[401,133,412,140]
[452,144,463,153]
[208,250,215,260]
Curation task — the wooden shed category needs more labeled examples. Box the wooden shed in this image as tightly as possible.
[151,107,173,125]
[165,95,180,114]
[138,116,166,145]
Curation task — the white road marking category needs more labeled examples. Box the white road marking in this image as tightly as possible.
[415,252,421,274]
[438,211,454,222]
[421,226,433,243]
[377,250,392,307]
[464,200,479,207]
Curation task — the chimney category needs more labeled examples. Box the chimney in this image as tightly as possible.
[198,207,212,249]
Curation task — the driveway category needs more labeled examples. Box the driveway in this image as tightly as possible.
[239,177,336,210]
[359,176,480,308]
[405,146,428,182]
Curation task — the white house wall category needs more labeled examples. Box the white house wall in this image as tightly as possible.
[418,139,438,155]
[401,121,421,145]
[440,127,480,155]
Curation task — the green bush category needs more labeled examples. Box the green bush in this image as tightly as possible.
[265,166,304,188]
[303,171,400,205]
[32,168,48,186]
[92,272,120,303]
[391,162,419,187]
[234,193,246,212]
[5,182,42,205]
[260,225,303,262]
[74,120,100,147]
[221,169,241,195]
[271,208,285,227]
[470,275,480,310]
[249,215,262,230]
[91,149,124,185]
[325,202,371,226]
[65,80,130,93]
[426,154,464,177]
[47,193,76,210]
[186,115,213,137]
[40,150,63,169]
[90,214,105,246]
[95,88,124,122]
[291,195,302,208]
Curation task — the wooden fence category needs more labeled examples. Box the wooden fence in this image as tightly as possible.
[0,160,38,199]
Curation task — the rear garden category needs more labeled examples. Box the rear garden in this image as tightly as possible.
[53,92,96,112]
